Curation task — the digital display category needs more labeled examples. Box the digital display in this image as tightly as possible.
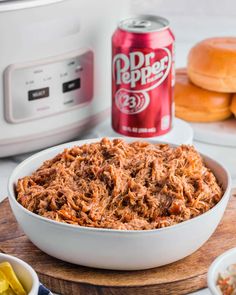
[63,78,81,93]
[28,87,49,101]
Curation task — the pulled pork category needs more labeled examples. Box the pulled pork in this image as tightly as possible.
[16,138,223,230]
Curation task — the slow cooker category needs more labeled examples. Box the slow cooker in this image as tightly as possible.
[0,0,128,157]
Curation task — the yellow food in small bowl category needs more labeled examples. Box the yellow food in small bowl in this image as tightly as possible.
[0,262,26,295]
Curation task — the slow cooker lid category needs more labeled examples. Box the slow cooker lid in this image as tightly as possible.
[0,0,65,12]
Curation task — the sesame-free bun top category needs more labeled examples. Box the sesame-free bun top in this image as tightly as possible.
[175,68,232,122]
[187,37,236,92]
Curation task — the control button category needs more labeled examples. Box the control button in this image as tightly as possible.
[28,87,49,101]
[63,78,81,93]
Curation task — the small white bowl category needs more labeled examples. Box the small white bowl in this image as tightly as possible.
[0,253,39,295]
[8,138,232,270]
[208,248,236,295]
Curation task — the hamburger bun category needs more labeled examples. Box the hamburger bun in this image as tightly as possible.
[175,68,232,122]
[230,94,236,117]
[187,37,236,92]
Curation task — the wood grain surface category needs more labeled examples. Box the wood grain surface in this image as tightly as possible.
[0,194,236,295]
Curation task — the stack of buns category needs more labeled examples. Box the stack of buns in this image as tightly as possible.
[175,37,236,122]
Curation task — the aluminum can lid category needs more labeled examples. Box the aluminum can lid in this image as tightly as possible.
[118,15,169,33]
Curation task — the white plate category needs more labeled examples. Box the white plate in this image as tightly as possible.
[95,118,194,145]
[191,118,236,147]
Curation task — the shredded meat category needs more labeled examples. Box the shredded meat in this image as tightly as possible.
[16,138,223,230]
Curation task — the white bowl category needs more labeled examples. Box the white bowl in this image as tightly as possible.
[8,138,231,270]
[208,248,236,295]
[0,253,39,295]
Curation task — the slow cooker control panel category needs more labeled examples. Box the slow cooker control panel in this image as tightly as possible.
[4,49,94,123]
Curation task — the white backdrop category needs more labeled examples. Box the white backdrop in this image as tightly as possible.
[131,0,236,67]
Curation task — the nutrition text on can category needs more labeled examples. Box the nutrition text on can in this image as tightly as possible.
[112,15,175,137]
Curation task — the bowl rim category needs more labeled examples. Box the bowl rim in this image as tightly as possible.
[0,253,39,294]
[8,137,232,234]
[207,247,236,295]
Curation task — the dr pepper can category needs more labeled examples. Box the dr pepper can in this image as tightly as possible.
[112,15,175,137]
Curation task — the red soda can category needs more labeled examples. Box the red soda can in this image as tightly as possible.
[112,15,175,137]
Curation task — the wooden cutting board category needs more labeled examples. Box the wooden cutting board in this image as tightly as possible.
[0,194,236,295]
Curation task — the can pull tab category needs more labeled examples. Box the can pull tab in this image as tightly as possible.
[129,20,152,29]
